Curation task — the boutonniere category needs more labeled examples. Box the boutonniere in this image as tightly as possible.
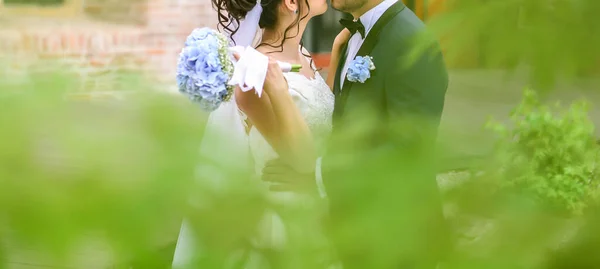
[347,55,376,83]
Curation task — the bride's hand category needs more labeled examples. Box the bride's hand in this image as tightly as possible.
[232,52,288,97]
[334,28,352,49]
[262,57,289,98]
[326,29,352,89]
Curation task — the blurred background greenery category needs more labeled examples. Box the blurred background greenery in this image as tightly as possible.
[1,0,600,268]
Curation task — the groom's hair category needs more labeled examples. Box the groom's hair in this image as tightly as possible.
[212,0,315,67]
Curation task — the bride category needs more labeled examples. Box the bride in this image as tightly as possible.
[172,0,350,266]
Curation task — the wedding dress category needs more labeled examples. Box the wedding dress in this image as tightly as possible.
[172,59,335,268]
[248,70,334,180]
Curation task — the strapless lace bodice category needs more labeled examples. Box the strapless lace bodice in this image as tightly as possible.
[247,71,334,175]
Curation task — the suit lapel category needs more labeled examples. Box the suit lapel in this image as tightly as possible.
[336,1,406,117]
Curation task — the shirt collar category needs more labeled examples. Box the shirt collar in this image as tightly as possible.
[358,0,398,37]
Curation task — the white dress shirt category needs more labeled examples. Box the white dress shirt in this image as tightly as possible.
[316,0,398,198]
[339,0,398,89]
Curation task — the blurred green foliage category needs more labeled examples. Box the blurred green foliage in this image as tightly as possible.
[486,89,599,215]
[1,0,600,267]
[426,0,600,88]
[1,70,598,269]
[439,91,599,269]
[0,71,208,266]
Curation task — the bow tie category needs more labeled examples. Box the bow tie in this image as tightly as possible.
[339,18,366,39]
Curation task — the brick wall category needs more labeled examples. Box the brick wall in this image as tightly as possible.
[0,0,218,92]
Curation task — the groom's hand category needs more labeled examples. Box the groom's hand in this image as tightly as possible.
[262,158,317,194]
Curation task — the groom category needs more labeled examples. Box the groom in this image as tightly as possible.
[264,0,450,268]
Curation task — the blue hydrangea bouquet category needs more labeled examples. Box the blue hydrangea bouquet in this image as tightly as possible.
[176,28,301,112]
[176,28,235,111]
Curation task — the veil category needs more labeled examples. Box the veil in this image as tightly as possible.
[199,0,264,172]
[172,3,264,268]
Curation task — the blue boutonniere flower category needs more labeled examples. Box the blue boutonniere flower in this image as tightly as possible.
[347,55,375,83]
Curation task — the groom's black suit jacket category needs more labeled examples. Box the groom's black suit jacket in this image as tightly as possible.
[323,2,451,268]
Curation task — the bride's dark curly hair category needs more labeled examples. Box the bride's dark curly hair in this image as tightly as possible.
[212,0,313,57]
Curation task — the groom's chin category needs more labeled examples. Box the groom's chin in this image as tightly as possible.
[329,1,341,12]
[328,0,345,13]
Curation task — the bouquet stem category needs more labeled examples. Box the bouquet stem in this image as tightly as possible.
[279,62,302,73]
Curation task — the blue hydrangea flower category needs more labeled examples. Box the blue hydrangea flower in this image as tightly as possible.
[185,28,213,47]
[176,28,235,112]
[347,55,376,83]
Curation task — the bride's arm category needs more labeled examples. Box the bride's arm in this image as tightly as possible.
[326,29,351,90]
[236,60,317,174]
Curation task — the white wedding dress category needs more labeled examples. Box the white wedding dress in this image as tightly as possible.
[247,70,334,177]
[172,59,335,268]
